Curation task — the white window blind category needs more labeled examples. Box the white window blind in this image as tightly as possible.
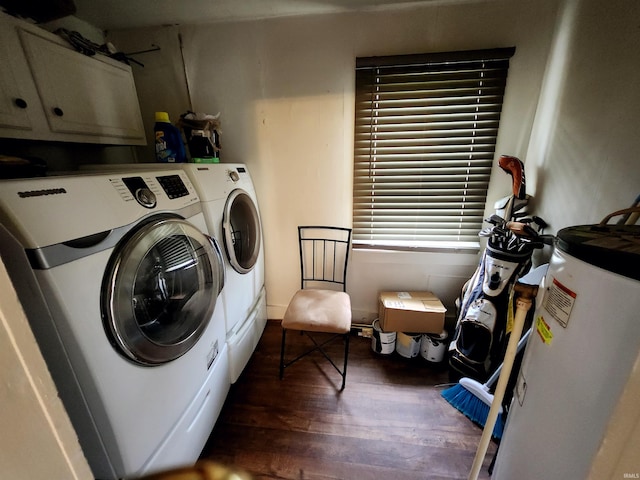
[353,48,515,251]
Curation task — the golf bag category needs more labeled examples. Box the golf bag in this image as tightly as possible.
[448,217,542,382]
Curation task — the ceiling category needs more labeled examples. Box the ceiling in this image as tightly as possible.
[71,0,451,31]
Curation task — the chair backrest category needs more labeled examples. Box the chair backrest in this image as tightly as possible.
[298,226,352,292]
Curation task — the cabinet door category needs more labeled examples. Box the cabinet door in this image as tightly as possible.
[18,28,145,141]
[0,25,38,131]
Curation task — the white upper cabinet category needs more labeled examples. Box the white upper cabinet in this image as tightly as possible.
[0,23,40,132]
[0,12,146,146]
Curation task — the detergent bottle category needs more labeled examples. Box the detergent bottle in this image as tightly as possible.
[154,112,186,163]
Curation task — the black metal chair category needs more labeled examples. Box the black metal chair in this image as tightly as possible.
[279,226,352,390]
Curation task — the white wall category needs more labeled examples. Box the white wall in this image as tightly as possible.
[588,346,640,479]
[526,0,640,229]
[109,0,562,322]
[0,260,92,480]
[107,0,639,322]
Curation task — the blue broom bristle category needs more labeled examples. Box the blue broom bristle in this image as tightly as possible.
[441,383,504,439]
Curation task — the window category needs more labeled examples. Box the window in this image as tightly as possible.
[353,48,515,251]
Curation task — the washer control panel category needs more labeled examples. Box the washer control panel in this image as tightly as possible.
[110,172,196,210]
[135,187,157,208]
[156,174,190,199]
[122,176,157,209]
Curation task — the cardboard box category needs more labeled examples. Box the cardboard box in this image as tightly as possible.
[378,291,446,333]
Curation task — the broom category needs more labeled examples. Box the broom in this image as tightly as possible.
[467,283,538,479]
[441,328,530,439]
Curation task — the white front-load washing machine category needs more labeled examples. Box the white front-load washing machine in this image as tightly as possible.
[79,162,267,383]
[181,163,267,383]
[0,170,230,479]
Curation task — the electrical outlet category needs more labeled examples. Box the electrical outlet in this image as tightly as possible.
[359,327,373,338]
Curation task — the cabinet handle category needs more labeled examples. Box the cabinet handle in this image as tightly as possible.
[53,107,64,117]
[14,98,28,109]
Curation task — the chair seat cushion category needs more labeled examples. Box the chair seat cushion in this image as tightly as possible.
[282,289,351,333]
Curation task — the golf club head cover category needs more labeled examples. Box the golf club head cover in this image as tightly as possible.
[499,155,527,199]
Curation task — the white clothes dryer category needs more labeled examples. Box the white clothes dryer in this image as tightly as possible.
[181,163,267,383]
[0,170,230,479]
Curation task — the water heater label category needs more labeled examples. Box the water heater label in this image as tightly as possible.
[535,315,553,345]
[543,277,576,328]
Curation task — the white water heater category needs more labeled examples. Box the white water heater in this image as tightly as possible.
[493,223,640,480]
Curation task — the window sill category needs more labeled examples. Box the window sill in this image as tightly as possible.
[353,240,480,255]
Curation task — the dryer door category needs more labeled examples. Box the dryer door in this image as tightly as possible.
[102,216,224,365]
[222,188,261,274]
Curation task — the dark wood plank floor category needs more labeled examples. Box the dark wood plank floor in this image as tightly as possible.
[201,321,497,480]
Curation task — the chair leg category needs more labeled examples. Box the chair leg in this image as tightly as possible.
[341,332,350,391]
[279,328,287,380]
[280,329,350,391]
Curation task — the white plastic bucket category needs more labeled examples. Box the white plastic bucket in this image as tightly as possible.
[371,319,396,354]
[395,332,422,358]
[420,330,449,363]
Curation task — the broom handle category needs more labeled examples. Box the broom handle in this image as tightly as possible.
[468,283,538,480]
[485,328,531,388]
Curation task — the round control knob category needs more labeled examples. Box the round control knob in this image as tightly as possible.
[14,98,28,109]
[229,170,240,182]
[53,107,64,117]
[135,188,157,208]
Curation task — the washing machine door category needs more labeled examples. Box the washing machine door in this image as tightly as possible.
[102,216,225,365]
[222,188,261,274]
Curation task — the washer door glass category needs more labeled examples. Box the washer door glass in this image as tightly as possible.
[103,217,224,365]
[223,188,261,274]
